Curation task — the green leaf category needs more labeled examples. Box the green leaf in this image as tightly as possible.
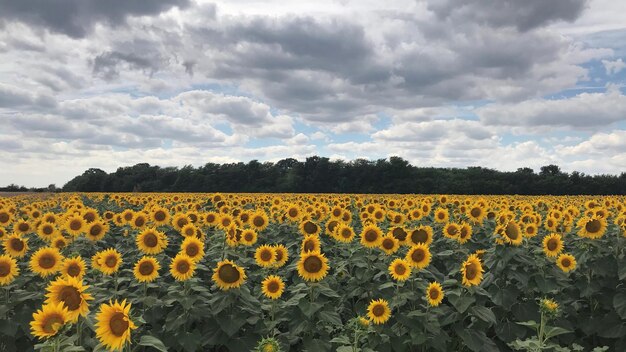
[516,320,539,328]
[138,335,168,352]
[613,292,626,319]
[544,326,571,339]
[318,310,343,326]
[330,336,351,345]
[447,294,475,314]
[469,306,497,325]
[456,328,499,352]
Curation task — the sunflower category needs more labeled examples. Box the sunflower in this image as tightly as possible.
[204,211,219,227]
[255,244,276,267]
[240,229,258,246]
[297,251,329,282]
[37,222,59,242]
[52,235,68,250]
[405,244,431,269]
[30,302,69,339]
[95,299,137,351]
[150,207,170,226]
[171,213,191,231]
[218,214,234,230]
[380,234,400,255]
[30,247,63,277]
[180,223,198,238]
[360,224,383,248]
[64,214,86,237]
[299,220,320,236]
[457,223,472,244]
[434,208,449,223]
[388,258,411,281]
[333,224,354,243]
[556,253,577,273]
[261,275,285,300]
[500,221,523,246]
[541,298,559,313]
[96,249,122,275]
[212,259,246,290]
[544,216,559,232]
[121,209,135,225]
[426,282,444,307]
[273,244,289,268]
[467,204,486,224]
[408,226,433,246]
[133,256,160,283]
[285,204,302,222]
[388,226,408,245]
[367,299,391,325]
[0,254,19,286]
[61,256,86,279]
[136,228,168,255]
[85,221,108,241]
[301,234,321,253]
[45,276,93,322]
[442,223,460,239]
[170,254,196,281]
[577,216,607,239]
[4,233,28,258]
[249,211,269,231]
[14,220,32,235]
[461,254,484,286]
[523,223,538,238]
[0,208,12,226]
[542,233,563,258]
[181,236,205,262]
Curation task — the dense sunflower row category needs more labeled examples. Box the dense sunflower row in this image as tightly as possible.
[0,193,625,351]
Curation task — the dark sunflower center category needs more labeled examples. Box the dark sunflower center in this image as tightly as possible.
[267,281,280,293]
[0,213,9,223]
[547,239,558,251]
[429,288,439,300]
[184,228,195,236]
[288,209,298,217]
[84,213,96,222]
[364,230,378,242]
[505,223,519,240]
[303,221,317,234]
[218,264,241,283]
[105,255,117,268]
[43,314,64,333]
[42,225,54,235]
[176,260,190,274]
[139,261,154,276]
[372,305,385,317]
[341,229,352,238]
[154,211,166,221]
[260,249,273,262]
[67,264,81,277]
[585,219,601,233]
[206,214,216,223]
[561,258,571,267]
[89,225,102,237]
[437,212,445,219]
[124,213,133,221]
[186,244,199,257]
[18,223,29,232]
[411,249,425,263]
[177,218,188,228]
[374,212,383,219]
[244,233,254,241]
[332,209,341,217]
[221,219,231,227]
[109,312,129,337]
[39,254,56,269]
[446,226,458,236]
[460,228,469,239]
[526,226,535,234]
[69,220,82,231]
[59,286,81,310]
[465,263,478,280]
[392,228,407,241]
[253,217,265,227]
[303,256,322,273]
[143,233,158,247]
[382,239,394,250]
[134,217,145,227]
[394,264,406,275]
[470,208,481,218]
[303,240,316,252]
[328,221,338,232]
[394,215,402,223]
[275,250,283,262]
[0,262,10,277]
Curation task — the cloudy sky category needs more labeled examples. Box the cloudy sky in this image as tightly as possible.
[1,0,625,187]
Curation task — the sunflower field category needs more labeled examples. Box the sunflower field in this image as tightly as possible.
[0,193,625,352]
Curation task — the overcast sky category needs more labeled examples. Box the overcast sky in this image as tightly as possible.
[0,0,625,186]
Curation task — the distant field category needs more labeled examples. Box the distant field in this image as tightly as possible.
[0,193,624,351]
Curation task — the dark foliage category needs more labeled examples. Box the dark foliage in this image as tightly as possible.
[57,157,626,195]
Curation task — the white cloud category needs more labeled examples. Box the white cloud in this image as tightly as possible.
[602,58,626,75]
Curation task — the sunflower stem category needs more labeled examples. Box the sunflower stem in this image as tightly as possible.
[220,231,228,261]
[113,272,119,300]
[4,287,9,319]
[537,311,546,351]
[270,299,276,337]
[142,282,148,315]
[77,318,83,347]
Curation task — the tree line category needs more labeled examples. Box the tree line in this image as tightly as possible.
[56,157,626,195]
